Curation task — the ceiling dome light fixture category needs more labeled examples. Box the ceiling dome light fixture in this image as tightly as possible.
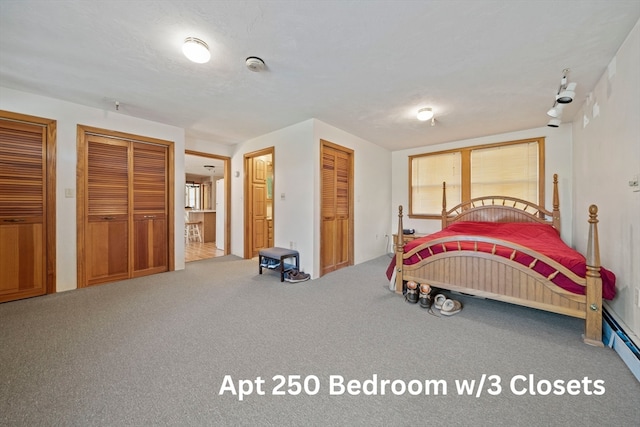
[182,37,211,63]
[417,107,434,121]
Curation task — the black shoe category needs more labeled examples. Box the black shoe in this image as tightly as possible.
[405,281,419,304]
[419,283,432,309]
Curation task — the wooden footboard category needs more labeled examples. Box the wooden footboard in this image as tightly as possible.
[394,201,604,346]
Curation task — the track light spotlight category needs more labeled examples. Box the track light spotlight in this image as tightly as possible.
[556,82,577,104]
[547,118,561,128]
[546,69,577,127]
[546,103,564,118]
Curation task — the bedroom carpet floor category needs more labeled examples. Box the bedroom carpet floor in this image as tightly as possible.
[1,255,638,426]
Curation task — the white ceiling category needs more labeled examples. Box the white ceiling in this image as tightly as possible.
[1,1,639,151]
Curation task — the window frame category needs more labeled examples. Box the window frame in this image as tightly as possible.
[408,137,545,219]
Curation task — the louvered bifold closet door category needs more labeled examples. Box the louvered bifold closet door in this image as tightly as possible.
[0,120,47,302]
[321,150,336,275]
[132,142,168,277]
[85,136,130,285]
[321,146,351,276]
[333,152,350,270]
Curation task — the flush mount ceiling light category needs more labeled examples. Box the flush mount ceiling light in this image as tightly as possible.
[182,37,210,63]
[417,107,434,121]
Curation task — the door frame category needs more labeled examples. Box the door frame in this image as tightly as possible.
[185,149,231,254]
[0,110,57,295]
[243,147,274,259]
[320,139,354,276]
[76,125,175,287]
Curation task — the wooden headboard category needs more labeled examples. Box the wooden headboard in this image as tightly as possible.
[441,174,561,232]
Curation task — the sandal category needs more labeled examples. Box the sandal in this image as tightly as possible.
[433,293,447,310]
[440,298,462,316]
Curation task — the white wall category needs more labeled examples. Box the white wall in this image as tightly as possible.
[230,119,391,278]
[0,88,186,291]
[572,19,640,338]
[230,120,315,272]
[391,125,574,243]
[186,135,234,158]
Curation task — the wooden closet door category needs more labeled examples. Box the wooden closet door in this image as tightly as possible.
[132,142,168,277]
[321,143,352,276]
[0,120,47,302]
[85,136,130,285]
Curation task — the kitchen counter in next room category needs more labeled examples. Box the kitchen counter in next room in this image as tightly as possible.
[188,210,216,243]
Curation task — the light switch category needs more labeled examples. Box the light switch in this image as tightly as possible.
[64,188,75,198]
[281,192,285,200]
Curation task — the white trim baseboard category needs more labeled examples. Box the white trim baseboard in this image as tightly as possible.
[603,304,640,382]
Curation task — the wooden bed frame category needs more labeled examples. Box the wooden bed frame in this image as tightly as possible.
[394,174,604,346]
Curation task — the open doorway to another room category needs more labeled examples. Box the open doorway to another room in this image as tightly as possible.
[185,151,230,263]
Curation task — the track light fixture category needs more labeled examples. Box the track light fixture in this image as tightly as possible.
[555,69,577,104]
[546,69,577,128]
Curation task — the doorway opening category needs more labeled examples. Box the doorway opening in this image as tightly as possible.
[184,150,230,263]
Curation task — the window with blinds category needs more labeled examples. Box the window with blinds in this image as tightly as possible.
[471,142,539,201]
[410,152,461,216]
[409,138,544,218]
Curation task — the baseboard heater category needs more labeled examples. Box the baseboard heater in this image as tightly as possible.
[603,306,640,382]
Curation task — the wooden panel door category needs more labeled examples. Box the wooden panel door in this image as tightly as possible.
[244,150,273,259]
[0,120,47,302]
[132,142,168,277]
[85,136,130,285]
[320,142,353,276]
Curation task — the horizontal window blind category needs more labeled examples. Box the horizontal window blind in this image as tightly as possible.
[411,152,461,215]
[471,142,538,203]
[408,137,544,217]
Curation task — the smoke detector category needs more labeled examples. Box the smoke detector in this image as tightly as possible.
[245,56,265,72]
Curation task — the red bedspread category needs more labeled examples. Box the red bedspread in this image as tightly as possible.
[387,221,616,300]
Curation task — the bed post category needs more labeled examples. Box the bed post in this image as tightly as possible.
[441,181,447,229]
[552,174,561,232]
[395,205,405,294]
[584,204,604,347]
